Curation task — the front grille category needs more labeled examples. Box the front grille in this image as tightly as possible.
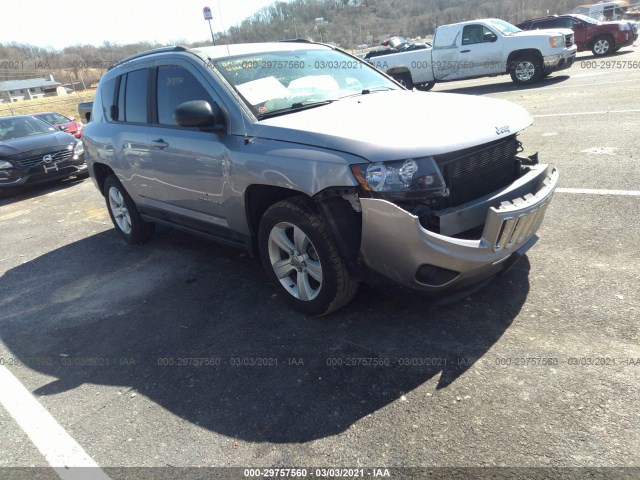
[17,149,73,168]
[434,135,518,207]
[565,33,574,48]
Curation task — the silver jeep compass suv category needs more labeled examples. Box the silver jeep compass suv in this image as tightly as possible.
[82,41,558,315]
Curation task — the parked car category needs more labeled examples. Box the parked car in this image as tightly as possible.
[0,115,86,191]
[366,18,576,90]
[33,112,83,138]
[80,42,558,315]
[517,14,636,56]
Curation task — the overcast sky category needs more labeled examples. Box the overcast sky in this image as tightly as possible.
[0,0,275,50]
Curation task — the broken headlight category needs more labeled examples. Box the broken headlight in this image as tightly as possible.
[350,157,447,199]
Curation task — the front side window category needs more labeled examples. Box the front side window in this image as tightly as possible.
[213,48,399,118]
[156,66,213,126]
[462,25,495,44]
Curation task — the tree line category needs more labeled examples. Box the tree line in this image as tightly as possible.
[1,0,586,84]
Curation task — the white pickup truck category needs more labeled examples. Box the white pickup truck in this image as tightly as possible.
[368,18,577,89]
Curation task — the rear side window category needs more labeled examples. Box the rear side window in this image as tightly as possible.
[156,65,213,126]
[100,77,117,121]
[124,69,149,123]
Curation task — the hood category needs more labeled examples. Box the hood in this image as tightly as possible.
[254,91,532,162]
[0,131,76,159]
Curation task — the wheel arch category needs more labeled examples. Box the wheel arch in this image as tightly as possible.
[93,163,115,196]
[245,184,362,268]
[506,49,543,73]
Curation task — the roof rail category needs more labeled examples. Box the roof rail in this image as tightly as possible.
[109,46,189,70]
[279,38,313,43]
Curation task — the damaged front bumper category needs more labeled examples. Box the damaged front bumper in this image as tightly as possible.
[543,48,576,73]
[359,164,559,293]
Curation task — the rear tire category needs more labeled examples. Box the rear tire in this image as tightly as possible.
[258,197,358,316]
[391,72,414,89]
[415,81,435,91]
[104,175,155,244]
[510,54,543,85]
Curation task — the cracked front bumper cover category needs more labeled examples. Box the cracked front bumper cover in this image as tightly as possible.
[359,166,559,293]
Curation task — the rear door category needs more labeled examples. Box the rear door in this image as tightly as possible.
[103,68,153,202]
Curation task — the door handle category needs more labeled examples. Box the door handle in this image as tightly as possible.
[151,139,169,149]
[460,49,471,53]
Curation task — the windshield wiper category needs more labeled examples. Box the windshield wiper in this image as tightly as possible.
[257,99,337,119]
[361,86,394,94]
[289,99,337,109]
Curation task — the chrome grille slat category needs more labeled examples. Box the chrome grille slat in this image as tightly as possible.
[17,149,73,168]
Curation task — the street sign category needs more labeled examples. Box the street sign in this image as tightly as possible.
[203,6,212,20]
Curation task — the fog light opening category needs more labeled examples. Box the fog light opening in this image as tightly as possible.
[415,264,460,287]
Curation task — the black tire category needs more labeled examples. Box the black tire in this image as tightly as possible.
[391,72,414,89]
[415,81,435,91]
[509,54,543,85]
[592,35,613,56]
[103,175,155,244]
[258,197,358,316]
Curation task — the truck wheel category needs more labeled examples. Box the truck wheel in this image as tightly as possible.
[510,54,542,85]
[104,175,155,244]
[592,36,613,56]
[415,81,435,91]
[391,72,414,89]
[258,197,358,316]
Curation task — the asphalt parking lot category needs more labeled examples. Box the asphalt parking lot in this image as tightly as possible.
[1,47,639,480]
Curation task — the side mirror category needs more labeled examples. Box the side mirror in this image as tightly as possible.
[58,125,68,131]
[69,116,75,122]
[174,100,222,130]
[484,32,497,42]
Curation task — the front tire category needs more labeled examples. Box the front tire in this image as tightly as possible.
[592,36,613,56]
[510,54,543,85]
[104,175,155,244]
[258,197,358,316]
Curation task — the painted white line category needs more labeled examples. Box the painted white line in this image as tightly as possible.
[0,365,112,480]
[540,79,638,90]
[534,109,640,118]
[557,188,640,196]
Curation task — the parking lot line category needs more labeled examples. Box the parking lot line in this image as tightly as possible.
[0,366,112,480]
[557,188,640,196]
[534,109,640,118]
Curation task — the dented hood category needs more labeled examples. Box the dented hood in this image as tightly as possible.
[255,90,532,162]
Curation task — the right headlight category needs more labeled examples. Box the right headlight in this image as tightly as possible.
[0,160,13,170]
[350,157,447,199]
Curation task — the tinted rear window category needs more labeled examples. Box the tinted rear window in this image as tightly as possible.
[124,69,149,123]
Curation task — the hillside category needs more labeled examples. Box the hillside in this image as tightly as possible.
[0,0,595,89]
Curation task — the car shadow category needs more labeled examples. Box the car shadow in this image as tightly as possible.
[0,175,89,204]
[579,49,635,60]
[435,75,570,95]
[0,228,531,443]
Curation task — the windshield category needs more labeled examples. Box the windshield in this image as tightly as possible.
[213,48,399,118]
[573,14,599,24]
[488,19,522,35]
[0,117,56,140]
[36,113,70,124]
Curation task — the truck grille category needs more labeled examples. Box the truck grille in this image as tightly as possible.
[565,33,574,48]
[434,135,518,207]
[17,149,73,168]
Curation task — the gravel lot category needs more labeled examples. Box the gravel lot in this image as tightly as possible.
[1,47,639,480]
